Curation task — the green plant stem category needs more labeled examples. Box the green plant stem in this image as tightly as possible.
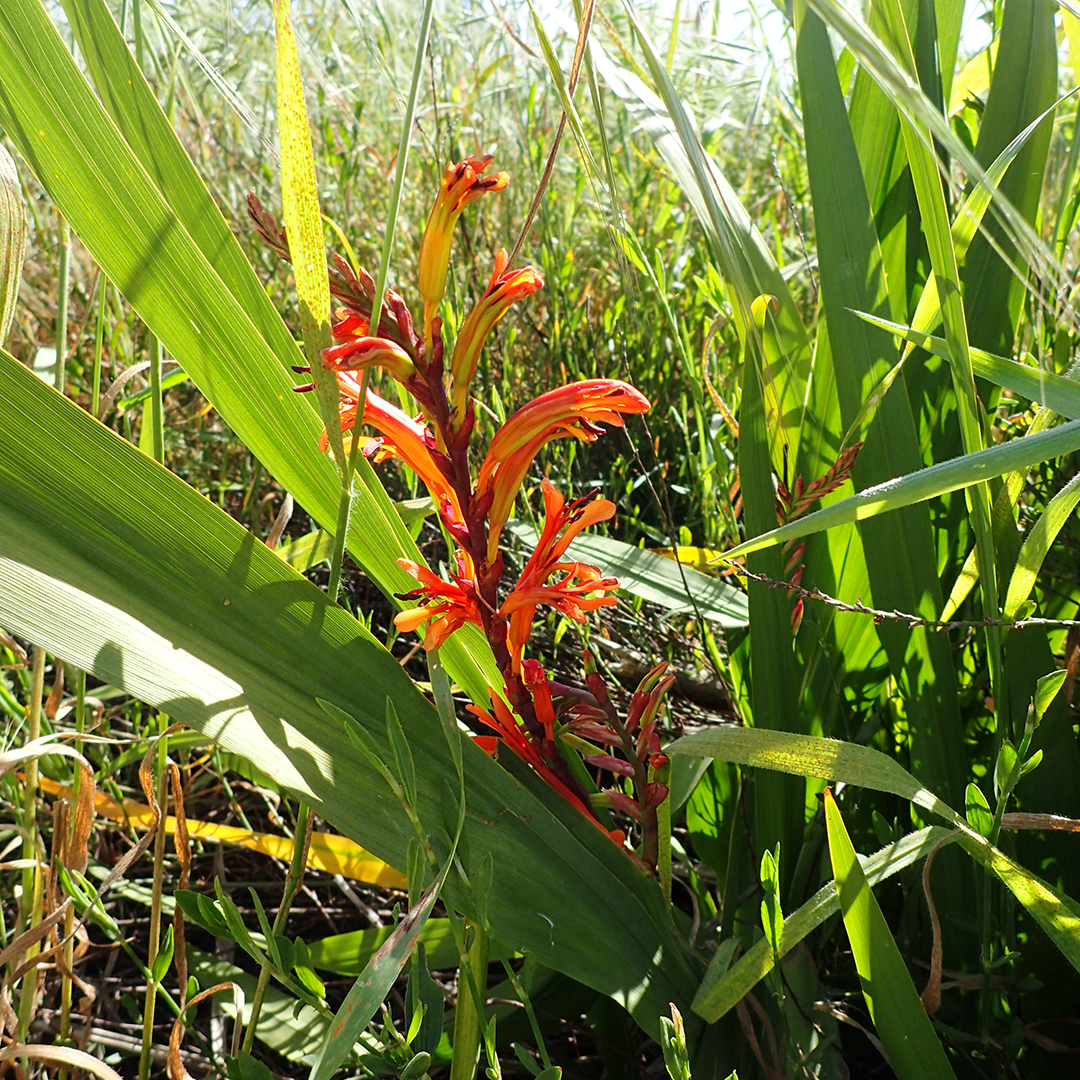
[326,367,368,604]
[324,0,435,601]
[16,646,46,1044]
[58,669,86,1065]
[499,958,553,1072]
[91,271,106,418]
[54,216,70,394]
[149,334,164,463]
[133,0,144,69]
[243,802,313,1052]
[450,921,489,1080]
[979,719,1036,1034]
[139,713,170,1080]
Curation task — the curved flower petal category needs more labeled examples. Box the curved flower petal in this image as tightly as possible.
[467,691,592,818]
[448,249,543,425]
[320,382,463,525]
[392,558,482,650]
[498,480,620,671]
[418,156,509,334]
[478,380,649,560]
[323,335,416,382]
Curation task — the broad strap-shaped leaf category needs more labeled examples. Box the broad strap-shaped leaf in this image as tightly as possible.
[721,418,1080,561]
[825,790,959,1080]
[902,90,1071,357]
[855,313,1080,421]
[0,352,702,1042]
[272,0,339,453]
[808,0,1062,303]
[1003,472,1080,621]
[872,0,1000,704]
[734,301,807,895]
[796,0,965,806]
[668,727,963,827]
[962,0,1057,359]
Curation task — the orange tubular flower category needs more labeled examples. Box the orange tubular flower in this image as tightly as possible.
[393,558,482,650]
[467,690,594,818]
[467,689,626,847]
[418,156,509,336]
[500,480,620,673]
[323,314,416,382]
[448,249,543,426]
[477,380,650,562]
[323,377,463,525]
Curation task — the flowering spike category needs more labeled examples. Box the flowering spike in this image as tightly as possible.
[286,160,662,863]
[418,156,509,338]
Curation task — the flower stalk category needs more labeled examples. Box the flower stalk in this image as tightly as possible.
[260,158,671,872]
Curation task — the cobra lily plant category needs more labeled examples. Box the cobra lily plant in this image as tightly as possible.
[254,156,673,872]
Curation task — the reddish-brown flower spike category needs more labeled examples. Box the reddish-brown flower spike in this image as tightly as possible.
[448,249,543,426]
[478,380,650,561]
[418,156,509,337]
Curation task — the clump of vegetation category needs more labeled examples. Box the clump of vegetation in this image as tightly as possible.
[2,0,1080,1078]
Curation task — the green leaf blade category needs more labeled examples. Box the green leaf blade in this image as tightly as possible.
[825,789,958,1080]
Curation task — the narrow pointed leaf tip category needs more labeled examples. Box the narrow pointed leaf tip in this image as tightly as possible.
[825,789,958,1080]
[0,143,26,346]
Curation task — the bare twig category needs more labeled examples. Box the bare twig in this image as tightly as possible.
[731,565,1080,632]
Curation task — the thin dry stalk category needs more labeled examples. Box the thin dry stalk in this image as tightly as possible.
[138,717,183,1080]
[15,646,46,1043]
[920,840,947,1014]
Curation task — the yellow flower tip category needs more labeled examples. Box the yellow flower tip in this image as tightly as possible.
[394,607,433,633]
[487,247,510,290]
[443,155,510,213]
